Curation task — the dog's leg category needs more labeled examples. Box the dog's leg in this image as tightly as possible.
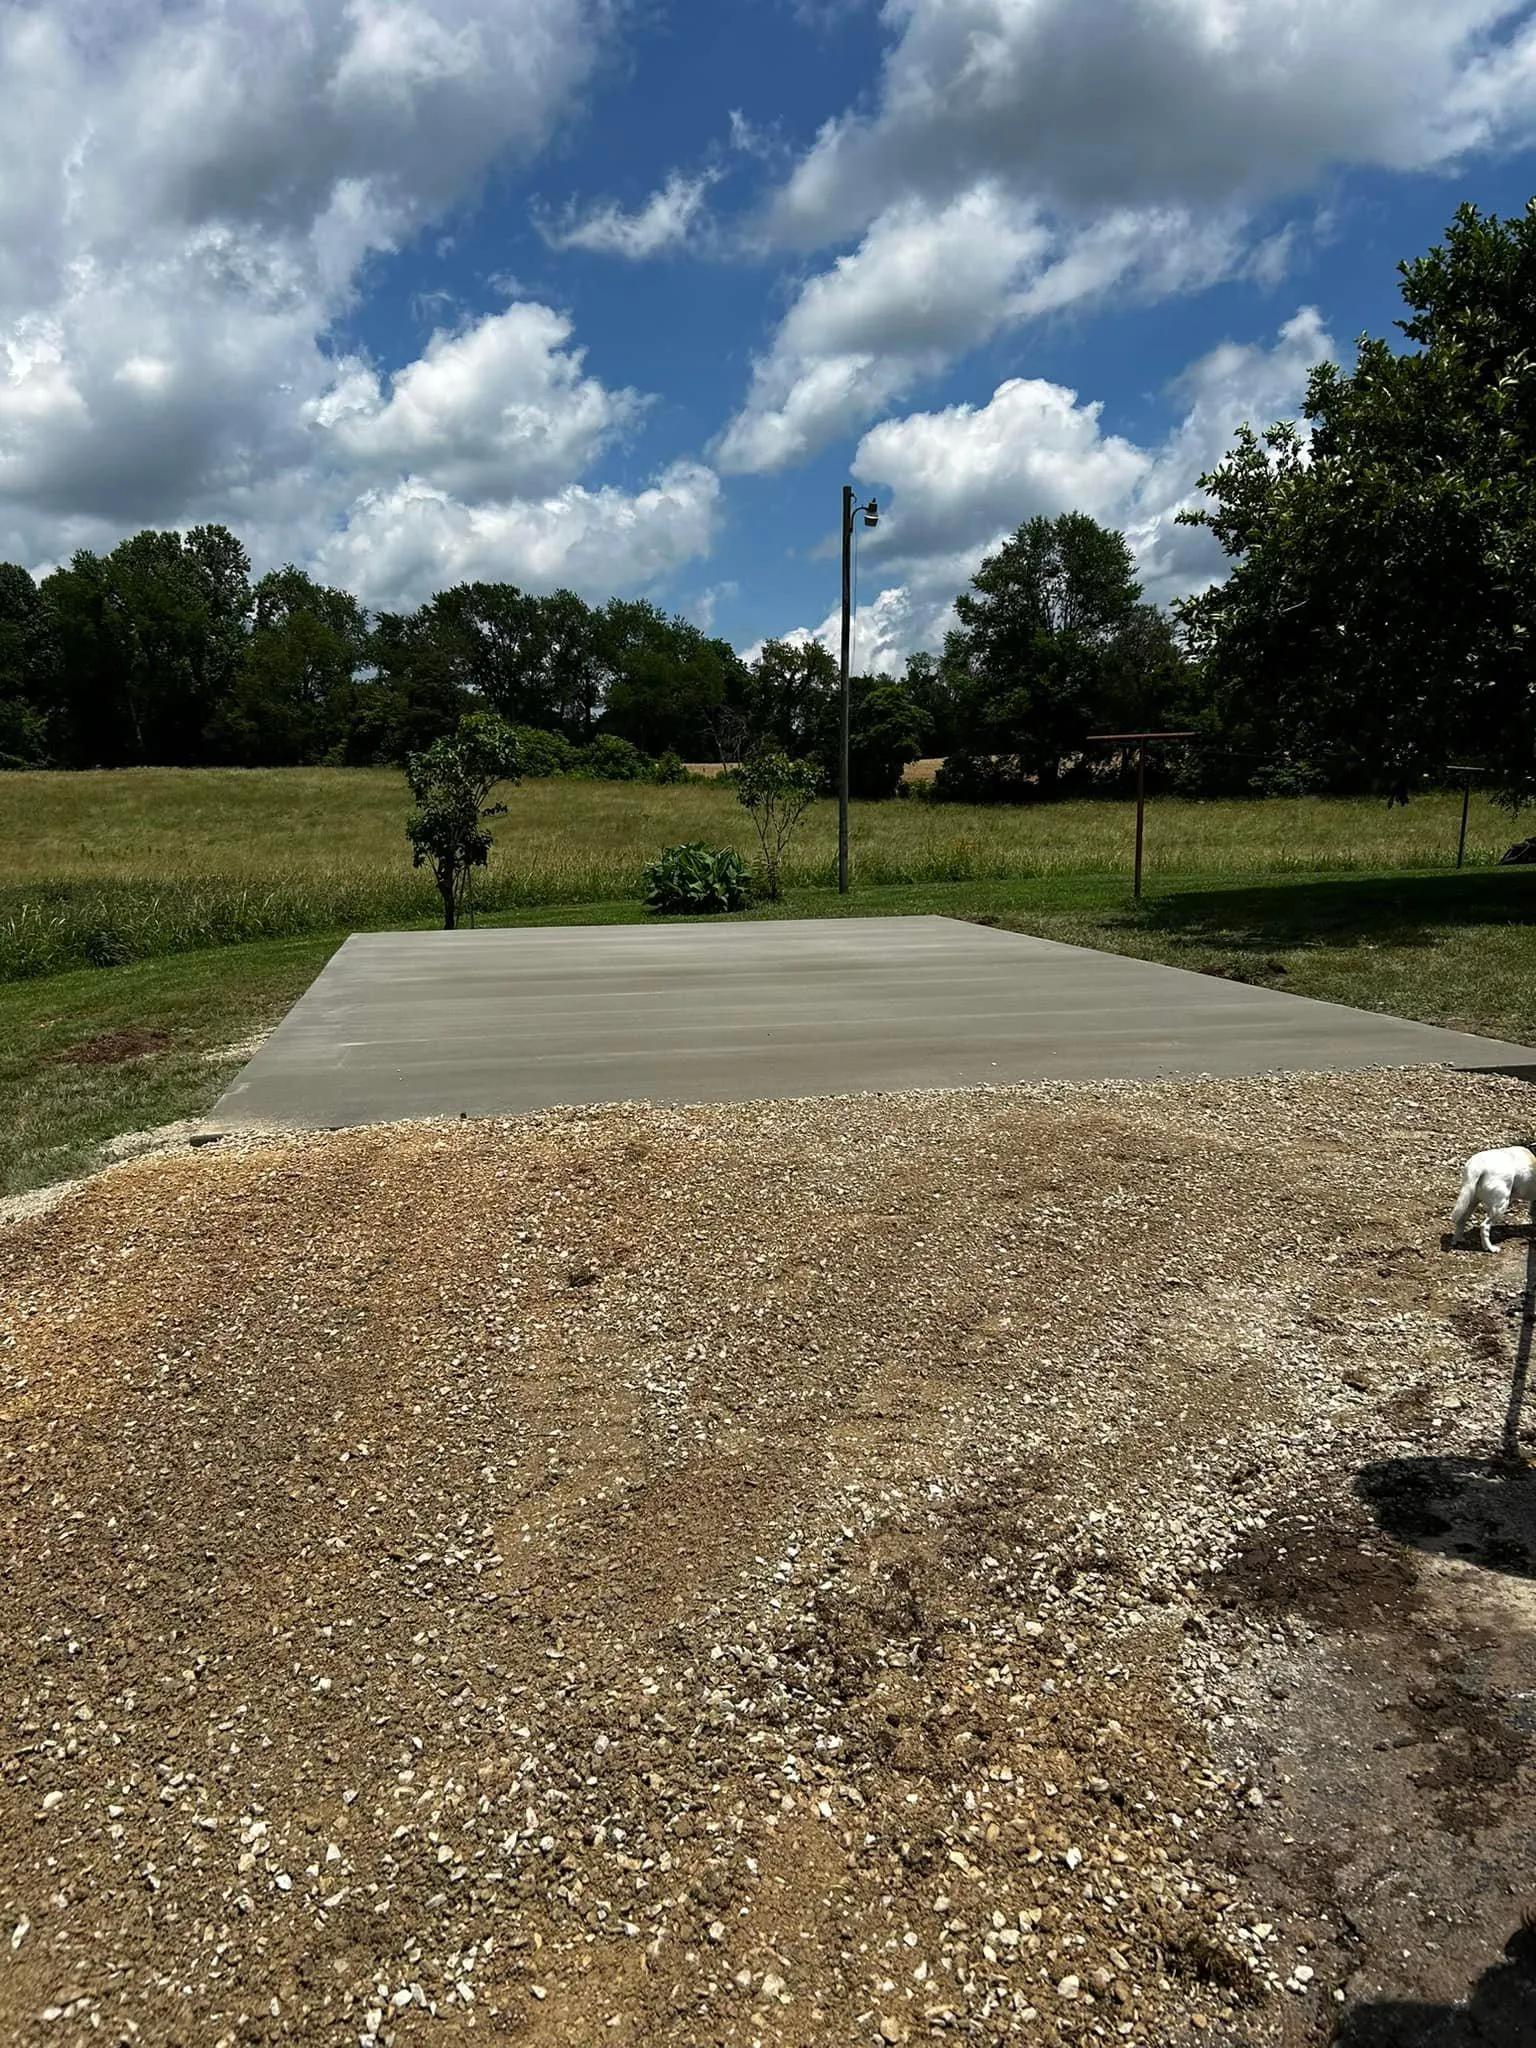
[1480,1186,1509,1253]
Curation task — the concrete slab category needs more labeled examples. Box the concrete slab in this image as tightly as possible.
[213,916,1536,1130]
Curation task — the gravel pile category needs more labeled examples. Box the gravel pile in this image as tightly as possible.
[1,1066,1530,2046]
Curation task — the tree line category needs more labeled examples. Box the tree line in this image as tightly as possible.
[0,530,925,789]
[3,197,1532,803]
[0,516,1228,800]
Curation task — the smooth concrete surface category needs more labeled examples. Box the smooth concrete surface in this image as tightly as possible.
[213,916,1536,1130]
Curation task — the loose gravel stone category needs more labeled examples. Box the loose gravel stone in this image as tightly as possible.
[0,1067,1531,2044]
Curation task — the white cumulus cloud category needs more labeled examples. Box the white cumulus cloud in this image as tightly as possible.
[537,171,718,258]
[760,308,1334,665]
[315,460,722,610]
[720,0,1536,475]
[0,0,719,607]
[774,0,1536,247]
[310,303,644,503]
[718,193,1251,471]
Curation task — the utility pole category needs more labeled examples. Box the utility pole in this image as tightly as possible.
[839,487,852,896]
[839,485,878,894]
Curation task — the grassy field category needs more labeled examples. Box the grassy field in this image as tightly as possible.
[0,767,1519,979]
[0,936,338,1197]
[1,767,1532,1199]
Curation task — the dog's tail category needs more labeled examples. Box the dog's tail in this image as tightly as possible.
[1451,1169,1482,1237]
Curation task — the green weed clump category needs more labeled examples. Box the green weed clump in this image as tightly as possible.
[642,843,752,914]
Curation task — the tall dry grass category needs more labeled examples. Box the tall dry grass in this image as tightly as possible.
[0,766,1516,980]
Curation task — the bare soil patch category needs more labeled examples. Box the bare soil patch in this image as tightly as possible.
[1,1068,1534,2047]
[50,1028,171,1066]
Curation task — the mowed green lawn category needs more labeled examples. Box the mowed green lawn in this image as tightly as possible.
[1,767,1532,1198]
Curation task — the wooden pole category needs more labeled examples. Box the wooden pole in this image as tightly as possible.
[838,485,853,896]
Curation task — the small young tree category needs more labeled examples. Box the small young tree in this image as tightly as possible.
[405,712,521,929]
[734,750,820,900]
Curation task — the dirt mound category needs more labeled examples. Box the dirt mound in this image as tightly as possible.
[1,1069,1533,2045]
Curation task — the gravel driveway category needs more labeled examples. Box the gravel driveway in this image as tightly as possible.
[2,1068,1533,2046]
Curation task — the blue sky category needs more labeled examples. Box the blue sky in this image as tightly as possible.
[3,1,1536,669]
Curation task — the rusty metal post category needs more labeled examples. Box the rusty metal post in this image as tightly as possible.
[1088,730,1196,901]
[1449,764,1483,871]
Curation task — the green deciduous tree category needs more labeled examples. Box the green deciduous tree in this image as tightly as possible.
[901,650,966,758]
[40,525,252,765]
[738,639,839,758]
[365,584,590,755]
[512,588,606,739]
[364,606,476,764]
[405,713,521,930]
[599,600,747,758]
[423,584,593,733]
[1176,199,1536,802]
[212,566,370,764]
[0,564,50,767]
[811,672,930,799]
[940,514,1152,795]
[429,583,544,723]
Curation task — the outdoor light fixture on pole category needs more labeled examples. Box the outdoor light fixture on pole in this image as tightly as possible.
[839,484,879,894]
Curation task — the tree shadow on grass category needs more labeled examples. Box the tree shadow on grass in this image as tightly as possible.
[1136,870,1536,955]
[1332,1921,1536,2046]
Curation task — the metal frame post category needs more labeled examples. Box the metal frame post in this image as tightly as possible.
[1448,764,1483,871]
[1089,730,1198,901]
[1133,740,1148,901]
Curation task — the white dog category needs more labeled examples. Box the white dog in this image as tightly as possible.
[1450,1145,1536,1253]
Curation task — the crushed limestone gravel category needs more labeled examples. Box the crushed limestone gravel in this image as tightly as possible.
[1,1065,1532,2046]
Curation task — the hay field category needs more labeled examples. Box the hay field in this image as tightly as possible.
[0,768,1509,980]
